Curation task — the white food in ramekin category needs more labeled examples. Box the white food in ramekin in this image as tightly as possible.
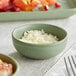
[19,30,58,44]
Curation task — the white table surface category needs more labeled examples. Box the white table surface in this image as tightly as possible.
[0,15,76,76]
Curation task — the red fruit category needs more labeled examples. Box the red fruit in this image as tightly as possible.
[0,0,21,12]
[0,0,10,9]
[43,5,49,11]
[10,6,21,12]
[10,0,14,3]
[55,3,61,8]
[0,7,10,12]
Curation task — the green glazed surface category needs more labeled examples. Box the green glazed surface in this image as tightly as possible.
[0,54,19,76]
[12,24,67,59]
[0,0,76,21]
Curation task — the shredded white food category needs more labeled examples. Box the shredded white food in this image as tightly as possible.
[19,30,58,44]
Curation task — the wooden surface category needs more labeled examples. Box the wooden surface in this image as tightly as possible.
[0,15,76,76]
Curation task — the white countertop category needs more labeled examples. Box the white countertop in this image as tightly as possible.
[0,15,76,76]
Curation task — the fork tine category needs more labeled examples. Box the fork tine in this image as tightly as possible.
[64,57,71,76]
[71,56,76,68]
[68,56,76,76]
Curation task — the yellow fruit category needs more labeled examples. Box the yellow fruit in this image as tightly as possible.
[14,0,41,11]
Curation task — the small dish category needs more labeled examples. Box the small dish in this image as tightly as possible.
[12,24,68,59]
[0,54,19,76]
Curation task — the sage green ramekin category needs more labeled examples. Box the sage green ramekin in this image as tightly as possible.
[12,24,67,59]
[0,54,19,76]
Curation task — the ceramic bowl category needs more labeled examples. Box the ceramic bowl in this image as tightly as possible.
[12,24,67,59]
[0,54,19,76]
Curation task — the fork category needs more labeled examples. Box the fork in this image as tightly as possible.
[64,56,76,76]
